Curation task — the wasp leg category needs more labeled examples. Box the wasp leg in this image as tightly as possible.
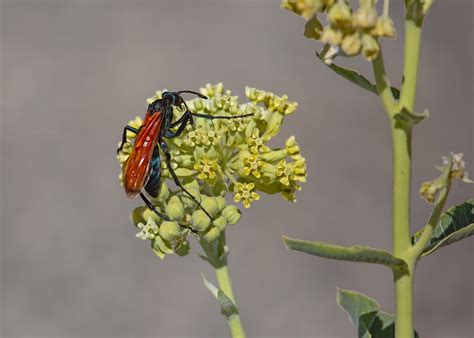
[191,112,254,120]
[117,126,140,153]
[163,111,192,139]
[159,139,214,220]
[139,192,172,221]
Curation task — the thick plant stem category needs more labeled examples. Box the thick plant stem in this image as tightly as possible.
[400,19,422,111]
[391,124,412,255]
[215,255,246,338]
[391,123,414,338]
[372,9,423,335]
[200,234,247,338]
[392,8,423,338]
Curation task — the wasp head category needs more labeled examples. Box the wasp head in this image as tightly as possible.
[161,91,184,107]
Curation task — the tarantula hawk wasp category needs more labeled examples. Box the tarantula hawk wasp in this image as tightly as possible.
[117,90,253,230]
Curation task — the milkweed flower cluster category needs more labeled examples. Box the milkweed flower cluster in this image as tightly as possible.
[281,0,396,62]
[117,83,307,259]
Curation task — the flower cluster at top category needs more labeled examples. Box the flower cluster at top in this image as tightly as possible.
[117,83,306,259]
[281,0,396,62]
[419,153,472,204]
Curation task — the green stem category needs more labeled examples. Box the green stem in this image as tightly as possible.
[391,124,412,256]
[400,18,422,111]
[391,8,423,338]
[391,122,414,338]
[200,234,247,338]
[215,254,246,338]
[372,7,424,336]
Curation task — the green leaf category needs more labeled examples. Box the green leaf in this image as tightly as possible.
[316,51,400,99]
[337,289,420,338]
[394,108,429,126]
[413,199,474,257]
[282,236,408,271]
[202,273,239,320]
[337,289,379,338]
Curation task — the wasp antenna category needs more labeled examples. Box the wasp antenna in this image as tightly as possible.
[176,90,208,100]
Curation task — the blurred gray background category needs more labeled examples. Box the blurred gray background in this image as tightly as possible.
[1,1,472,337]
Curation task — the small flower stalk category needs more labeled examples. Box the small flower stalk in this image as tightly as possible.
[420,153,472,204]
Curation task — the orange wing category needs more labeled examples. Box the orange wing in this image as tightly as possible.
[123,112,164,198]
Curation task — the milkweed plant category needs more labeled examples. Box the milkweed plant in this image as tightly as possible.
[117,1,473,337]
[280,1,473,338]
[117,83,306,337]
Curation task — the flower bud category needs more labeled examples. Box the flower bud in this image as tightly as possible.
[341,32,362,56]
[260,149,287,163]
[372,16,396,38]
[142,208,161,224]
[215,196,227,212]
[321,26,343,45]
[281,0,320,20]
[159,221,181,242]
[222,205,241,224]
[157,183,169,201]
[327,1,353,28]
[164,196,184,220]
[191,210,212,232]
[361,34,380,60]
[201,196,219,217]
[213,216,227,231]
[245,86,257,101]
[263,113,284,139]
[353,2,378,29]
[193,98,204,111]
[202,226,221,243]
[283,101,298,115]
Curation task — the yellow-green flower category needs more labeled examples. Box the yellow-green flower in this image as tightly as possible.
[285,136,303,160]
[185,128,220,147]
[353,0,378,29]
[327,0,353,28]
[281,0,321,19]
[194,156,219,180]
[371,16,396,38]
[225,117,247,133]
[247,128,268,154]
[243,153,263,178]
[233,182,260,208]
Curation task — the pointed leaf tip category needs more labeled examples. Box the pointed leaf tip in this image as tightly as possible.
[282,236,408,271]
